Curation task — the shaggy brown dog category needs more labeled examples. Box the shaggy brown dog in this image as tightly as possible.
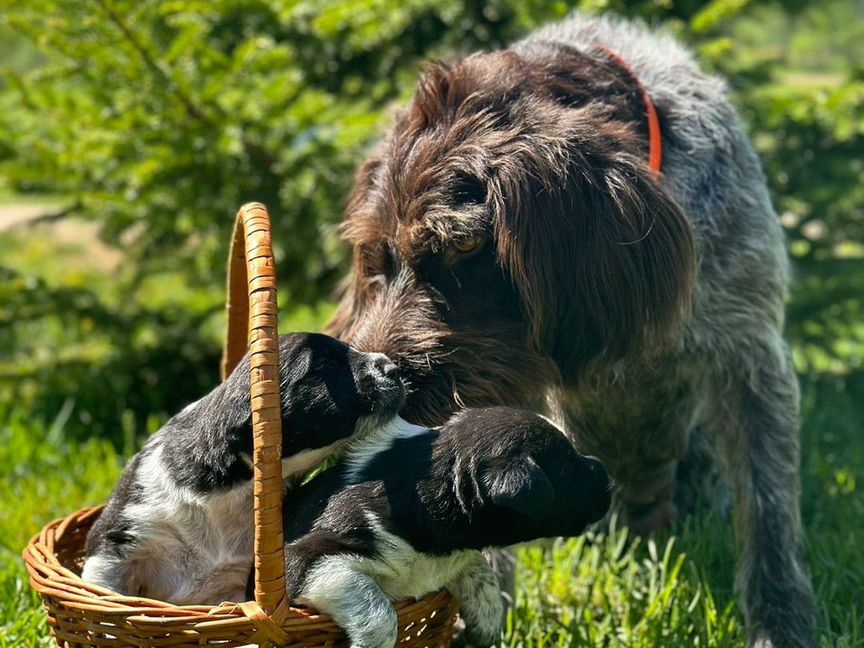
[327,14,814,648]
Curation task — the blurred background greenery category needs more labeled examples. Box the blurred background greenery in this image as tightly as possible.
[0,1,861,646]
[1,0,862,439]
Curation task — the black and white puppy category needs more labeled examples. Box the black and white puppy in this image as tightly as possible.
[82,333,404,604]
[256,407,611,648]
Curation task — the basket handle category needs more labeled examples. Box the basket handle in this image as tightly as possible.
[221,203,286,616]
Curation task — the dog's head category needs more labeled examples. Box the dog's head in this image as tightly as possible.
[436,407,611,546]
[328,47,696,425]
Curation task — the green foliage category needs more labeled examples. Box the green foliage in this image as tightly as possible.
[694,1,864,374]
[1,0,862,433]
[0,0,565,436]
[0,0,564,297]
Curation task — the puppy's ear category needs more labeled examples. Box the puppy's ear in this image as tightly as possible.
[485,458,555,518]
[493,119,696,375]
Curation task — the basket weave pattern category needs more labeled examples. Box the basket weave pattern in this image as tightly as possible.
[22,203,458,647]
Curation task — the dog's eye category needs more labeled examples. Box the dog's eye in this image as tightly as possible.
[452,236,484,255]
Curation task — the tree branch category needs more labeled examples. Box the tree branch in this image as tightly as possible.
[91,0,211,123]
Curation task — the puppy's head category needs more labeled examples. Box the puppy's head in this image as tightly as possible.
[278,333,405,445]
[440,407,611,547]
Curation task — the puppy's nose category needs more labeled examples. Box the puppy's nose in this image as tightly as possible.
[584,455,611,492]
[368,353,399,379]
[582,455,612,522]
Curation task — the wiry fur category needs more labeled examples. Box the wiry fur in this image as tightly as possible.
[327,13,814,647]
[82,333,404,604]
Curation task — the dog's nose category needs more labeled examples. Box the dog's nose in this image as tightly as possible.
[368,353,399,379]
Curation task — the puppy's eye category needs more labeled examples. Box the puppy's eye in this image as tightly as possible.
[312,356,338,372]
[452,236,484,255]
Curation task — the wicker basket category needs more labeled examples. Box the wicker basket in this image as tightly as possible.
[22,203,458,648]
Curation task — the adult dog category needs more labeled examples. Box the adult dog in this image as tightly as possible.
[327,13,814,648]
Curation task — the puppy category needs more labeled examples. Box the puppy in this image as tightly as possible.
[82,333,404,604]
[255,407,611,648]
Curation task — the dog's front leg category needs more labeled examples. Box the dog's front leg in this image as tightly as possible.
[712,341,816,648]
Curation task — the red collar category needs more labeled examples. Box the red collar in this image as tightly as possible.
[595,46,662,177]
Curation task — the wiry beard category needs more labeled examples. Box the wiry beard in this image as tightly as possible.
[327,271,559,426]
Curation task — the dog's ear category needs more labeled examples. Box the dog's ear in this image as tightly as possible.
[484,458,556,518]
[324,271,360,342]
[493,125,696,374]
[325,153,385,342]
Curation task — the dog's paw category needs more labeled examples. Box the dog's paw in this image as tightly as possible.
[299,555,399,648]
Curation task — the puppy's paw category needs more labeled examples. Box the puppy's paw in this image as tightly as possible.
[315,595,398,648]
[300,555,399,648]
[450,614,502,648]
[347,602,398,648]
[463,617,502,648]
[447,555,504,648]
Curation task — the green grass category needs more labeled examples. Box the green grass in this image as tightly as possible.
[506,372,864,647]
[0,408,122,648]
[0,187,66,206]
[1,371,861,647]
